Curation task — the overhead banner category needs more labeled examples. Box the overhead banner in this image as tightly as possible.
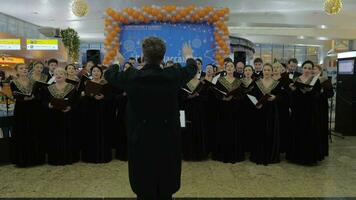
[120,23,215,69]
[0,39,21,50]
[26,39,58,50]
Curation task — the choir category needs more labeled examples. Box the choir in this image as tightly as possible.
[5,56,333,167]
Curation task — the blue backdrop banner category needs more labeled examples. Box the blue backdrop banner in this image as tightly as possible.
[120,23,215,69]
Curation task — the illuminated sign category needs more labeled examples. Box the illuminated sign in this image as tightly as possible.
[26,39,58,50]
[0,57,25,64]
[0,39,21,50]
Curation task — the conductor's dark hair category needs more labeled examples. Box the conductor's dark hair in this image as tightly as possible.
[288,58,298,64]
[142,37,166,65]
[90,65,103,78]
[196,58,203,65]
[254,58,263,64]
[48,58,58,65]
[302,60,314,68]
[129,57,136,61]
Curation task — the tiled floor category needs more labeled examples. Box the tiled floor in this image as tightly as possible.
[0,136,356,198]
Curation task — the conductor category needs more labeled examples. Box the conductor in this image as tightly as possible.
[105,37,197,200]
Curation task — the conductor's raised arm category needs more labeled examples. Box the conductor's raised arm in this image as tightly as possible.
[104,53,136,90]
[177,43,198,86]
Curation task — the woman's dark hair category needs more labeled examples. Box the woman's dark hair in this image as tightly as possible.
[263,63,273,70]
[254,58,263,64]
[196,58,203,65]
[65,64,76,70]
[34,61,45,67]
[225,61,235,68]
[47,58,58,65]
[90,65,103,78]
[302,60,314,68]
[244,65,254,72]
[224,57,233,63]
[206,64,214,68]
[14,63,26,71]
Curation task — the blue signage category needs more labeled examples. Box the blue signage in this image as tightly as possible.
[120,23,215,69]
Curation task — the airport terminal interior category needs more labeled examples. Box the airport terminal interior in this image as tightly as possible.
[1,0,356,199]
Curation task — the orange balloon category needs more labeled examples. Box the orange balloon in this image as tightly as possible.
[114,26,121,32]
[138,15,144,21]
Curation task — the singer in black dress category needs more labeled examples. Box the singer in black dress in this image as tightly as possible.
[249,63,281,165]
[287,61,322,165]
[272,62,293,153]
[43,68,79,165]
[313,65,334,158]
[80,66,114,163]
[239,65,256,153]
[10,64,45,167]
[200,64,217,153]
[112,63,131,161]
[180,75,208,161]
[212,62,244,163]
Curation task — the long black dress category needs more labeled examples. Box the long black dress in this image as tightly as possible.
[180,80,208,161]
[81,80,114,163]
[43,83,80,165]
[286,76,322,165]
[200,78,217,154]
[212,77,244,163]
[317,77,334,158]
[10,79,46,167]
[239,78,255,153]
[249,79,281,165]
[114,91,128,161]
[275,74,293,153]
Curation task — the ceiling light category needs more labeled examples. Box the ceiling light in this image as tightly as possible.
[298,36,305,39]
[320,25,327,29]
[317,37,329,40]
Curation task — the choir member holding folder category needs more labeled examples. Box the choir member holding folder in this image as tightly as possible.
[272,62,293,153]
[81,65,114,163]
[180,73,208,161]
[212,61,244,163]
[314,64,334,159]
[287,60,322,165]
[248,63,281,165]
[10,63,46,167]
[43,67,79,165]
[239,65,256,153]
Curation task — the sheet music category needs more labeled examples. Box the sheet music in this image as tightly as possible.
[212,74,220,84]
[289,73,294,79]
[247,94,258,105]
[213,87,227,96]
[181,88,193,94]
[310,74,320,86]
[47,76,56,84]
[179,110,186,128]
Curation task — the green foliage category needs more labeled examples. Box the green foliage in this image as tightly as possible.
[60,28,80,62]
